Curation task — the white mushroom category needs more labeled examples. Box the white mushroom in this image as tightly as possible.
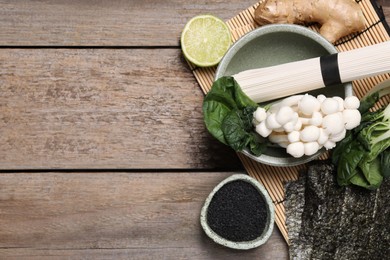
[283,121,295,132]
[254,107,267,122]
[276,106,295,125]
[280,95,304,107]
[288,131,300,143]
[255,120,272,137]
[268,95,303,114]
[333,96,345,112]
[322,112,344,135]
[343,109,362,130]
[287,142,305,158]
[300,125,320,142]
[282,112,299,132]
[283,122,293,132]
[278,142,289,148]
[293,119,303,131]
[274,127,287,133]
[309,111,323,126]
[252,94,360,158]
[317,94,327,103]
[329,128,347,142]
[321,98,340,115]
[298,94,321,116]
[304,142,320,156]
[317,128,329,145]
[324,140,336,150]
[299,117,311,125]
[268,132,289,144]
[344,96,360,109]
[265,113,282,130]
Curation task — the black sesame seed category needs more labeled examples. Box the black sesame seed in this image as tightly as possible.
[206,180,268,242]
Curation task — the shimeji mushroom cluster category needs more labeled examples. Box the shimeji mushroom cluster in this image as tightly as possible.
[253,94,361,158]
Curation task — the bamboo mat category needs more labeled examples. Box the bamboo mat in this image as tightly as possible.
[189,0,390,243]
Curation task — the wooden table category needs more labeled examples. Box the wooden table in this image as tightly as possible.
[0,1,389,259]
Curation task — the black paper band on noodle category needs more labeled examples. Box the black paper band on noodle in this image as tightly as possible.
[320,53,342,86]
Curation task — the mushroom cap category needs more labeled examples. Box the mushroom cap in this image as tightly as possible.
[287,142,305,158]
[304,142,320,156]
[255,120,272,137]
[266,113,282,129]
[321,98,340,115]
[300,125,321,142]
[332,96,345,112]
[254,107,267,122]
[322,112,344,135]
[298,94,321,116]
[344,96,360,110]
[343,109,361,130]
[276,106,295,125]
[288,131,300,143]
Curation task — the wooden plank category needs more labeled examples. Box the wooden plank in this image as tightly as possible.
[0,48,241,170]
[0,171,288,259]
[383,1,390,21]
[0,0,255,46]
[0,0,386,46]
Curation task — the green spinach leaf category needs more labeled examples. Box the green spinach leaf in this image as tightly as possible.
[358,157,383,190]
[335,140,365,186]
[380,149,390,178]
[358,91,379,114]
[332,80,390,190]
[221,107,266,156]
[203,76,266,155]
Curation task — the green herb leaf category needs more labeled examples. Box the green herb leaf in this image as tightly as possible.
[336,140,365,186]
[221,107,267,156]
[359,91,379,114]
[349,171,372,189]
[358,157,383,190]
[203,76,267,156]
[380,149,390,178]
[333,79,390,190]
[203,76,258,144]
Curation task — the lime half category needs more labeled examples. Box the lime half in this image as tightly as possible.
[181,15,231,67]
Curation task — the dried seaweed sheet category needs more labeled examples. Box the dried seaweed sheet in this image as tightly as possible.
[284,173,308,259]
[285,161,390,260]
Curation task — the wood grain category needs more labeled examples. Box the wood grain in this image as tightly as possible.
[0,0,255,46]
[0,0,386,47]
[0,2,388,259]
[0,171,288,259]
[382,0,390,20]
[0,48,241,170]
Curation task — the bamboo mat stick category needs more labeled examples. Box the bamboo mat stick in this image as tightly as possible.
[189,0,390,243]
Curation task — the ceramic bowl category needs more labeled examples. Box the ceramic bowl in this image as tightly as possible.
[215,24,353,166]
[200,174,274,250]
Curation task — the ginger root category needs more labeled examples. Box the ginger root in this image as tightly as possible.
[254,0,365,43]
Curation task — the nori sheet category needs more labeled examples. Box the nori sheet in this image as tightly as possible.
[285,161,390,260]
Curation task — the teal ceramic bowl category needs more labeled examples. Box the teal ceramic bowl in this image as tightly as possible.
[215,24,352,166]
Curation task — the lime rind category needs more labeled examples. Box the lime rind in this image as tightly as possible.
[181,15,232,67]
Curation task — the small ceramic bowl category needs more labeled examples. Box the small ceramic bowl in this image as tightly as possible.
[215,24,353,166]
[200,174,274,250]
